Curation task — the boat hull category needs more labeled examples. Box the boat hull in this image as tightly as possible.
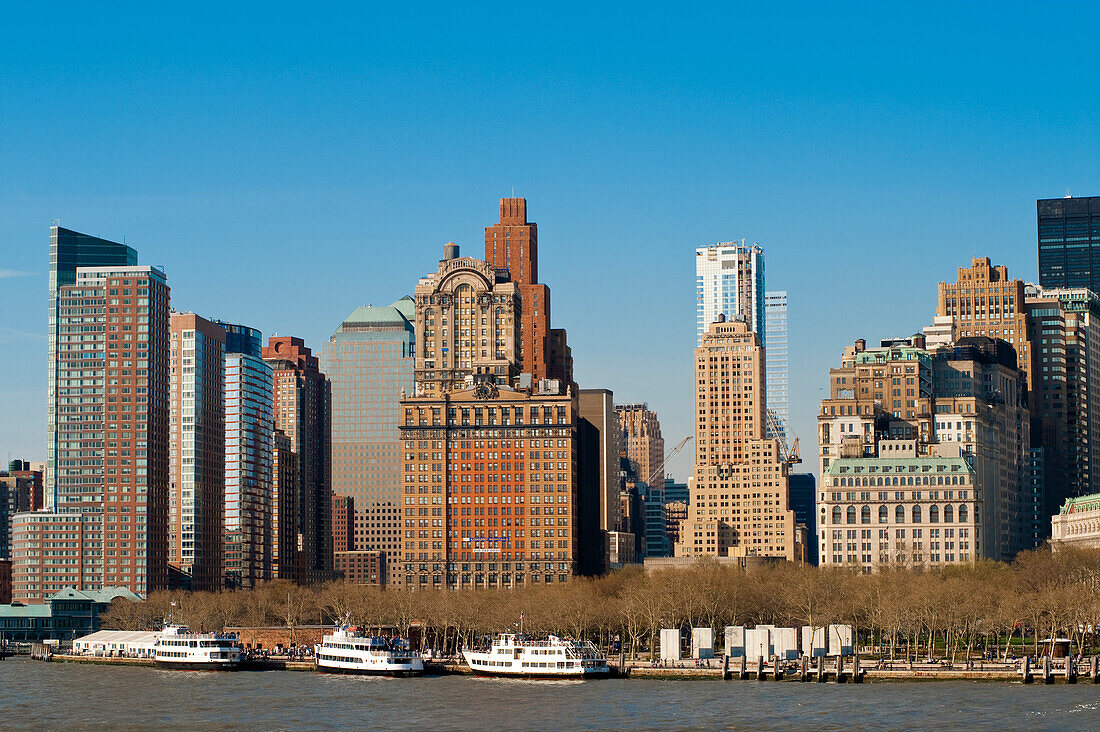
[470,668,610,680]
[154,660,241,671]
[316,663,424,678]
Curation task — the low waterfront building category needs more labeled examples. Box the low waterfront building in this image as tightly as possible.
[0,586,141,641]
[1051,493,1100,549]
[72,629,158,657]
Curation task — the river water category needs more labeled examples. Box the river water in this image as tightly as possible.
[2,657,1098,730]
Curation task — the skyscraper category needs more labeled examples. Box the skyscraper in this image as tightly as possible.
[17,260,170,601]
[1038,196,1100,292]
[615,404,665,489]
[320,297,415,580]
[168,313,225,592]
[676,316,798,559]
[47,227,137,509]
[400,200,582,590]
[218,322,274,588]
[695,242,764,345]
[263,336,333,584]
[764,291,790,443]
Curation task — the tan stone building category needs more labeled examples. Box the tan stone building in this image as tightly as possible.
[615,403,665,489]
[674,317,798,561]
[1051,493,1100,549]
[168,313,225,592]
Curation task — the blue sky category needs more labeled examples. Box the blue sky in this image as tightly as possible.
[1,2,1099,480]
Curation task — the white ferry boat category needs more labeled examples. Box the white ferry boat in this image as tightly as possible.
[315,626,424,677]
[153,624,242,671]
[464,633,610,679]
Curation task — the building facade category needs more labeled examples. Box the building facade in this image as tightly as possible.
[675,317,798,561]
[220,324,274,589]
[578,388,622,570]
[1051,492,1100,549]
[332,495,354,554]
[17,264,171,602]
[615,403,665,491]
[1038,196,1100,293]
[764,290,790,444]
[263,337,333,585]
[320,297,415,583]
[168,313,225,591]
[695,242,765,345]
[272,429,299,581]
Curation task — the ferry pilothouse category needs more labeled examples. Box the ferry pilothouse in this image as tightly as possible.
[153,624,243,671]
[315,625,424,677]
[463,633,611,679]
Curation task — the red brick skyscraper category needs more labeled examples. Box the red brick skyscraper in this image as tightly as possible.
[263,337,333,584]
[484,198,572,384]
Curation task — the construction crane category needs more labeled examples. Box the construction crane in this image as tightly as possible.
[645,435,693,487]
[765,409,801,465]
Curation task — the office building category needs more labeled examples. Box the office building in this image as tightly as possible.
[333,494,354,554]
[168,313,225,592]
[17,262,170,601]
[788,473,817,565]
[1,470,38,560]
[695,242,765,345]
[662,478,689,551]
[616,404,665,490]
[764,290,790,444]
[263,336,333,584]
[320,297,414,582]
[675,316,799,561]
[219,323,274,589]
[817,336,1029,567]
[1051,492,1100,549]
[578,388,622,572]
[333,550,385,586]
[272,429,299,581]
[1037,196,1100,293]
[400,201,581,590]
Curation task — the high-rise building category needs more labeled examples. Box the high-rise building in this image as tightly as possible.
[263,336,333,584]
[764,290,790,443]
[272,429,299,581]
[578,388,623,571]
[168,313,225,592]
[17,261,170,601]
[675,316,799,560]
[320,297,415,582]
[46,227,137,510]
[695,242,764,345]
[817,336,1029,567]
[787,473,817,566]
[332,494,354,554]
[1038,196,1100,292]
[400,202,582,590]
[1,472,37,559]
[218,322,274,589]
[615,404,665,490]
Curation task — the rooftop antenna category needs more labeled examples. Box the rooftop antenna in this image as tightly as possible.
[1065,188,1072,199]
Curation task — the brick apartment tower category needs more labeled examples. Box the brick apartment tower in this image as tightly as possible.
[484,198,573,384]
[168,313,226,592]
[263,337,333,584]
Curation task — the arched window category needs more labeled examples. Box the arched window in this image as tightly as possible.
[879,505,889,523]
[912,505,922,523]
[896,505,905,523]
[959,504,969,523]
[832,506,842,525]
[929,505,940,523]
[944,505,954,523]
[861,505,871,524]
[846,506,856,524]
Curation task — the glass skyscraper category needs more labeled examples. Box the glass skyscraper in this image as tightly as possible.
[320,296,414,579]
[765,290,790,443]
[215,321,274,589]
[1038,196,1100,292]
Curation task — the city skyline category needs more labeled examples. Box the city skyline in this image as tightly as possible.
[3,4,1100,486]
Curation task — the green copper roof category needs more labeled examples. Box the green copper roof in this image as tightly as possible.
[341,296,414,328]
[1060,493,1100,515]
